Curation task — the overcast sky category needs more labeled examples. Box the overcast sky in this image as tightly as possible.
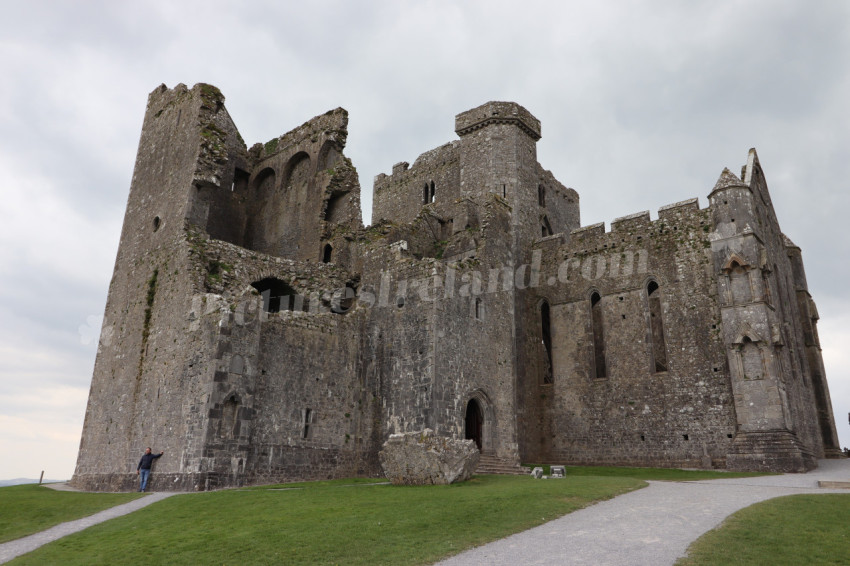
[1,0,848,481]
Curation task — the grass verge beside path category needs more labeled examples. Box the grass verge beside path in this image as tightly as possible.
[524,464,774,481]
[677,494,850,566]
[0,484,144,543]
[10,475,643,566]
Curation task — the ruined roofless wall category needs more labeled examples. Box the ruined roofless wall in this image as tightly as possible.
[73,84,374,491]
[188,90,363,265]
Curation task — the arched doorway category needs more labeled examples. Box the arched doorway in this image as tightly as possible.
[465,399,483,451]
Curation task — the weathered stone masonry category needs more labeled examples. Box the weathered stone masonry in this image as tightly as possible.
[72,83,842,491]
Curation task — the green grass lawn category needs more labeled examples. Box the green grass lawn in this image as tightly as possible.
[9,475,644,565]
[677,494,850,565]
[0,484,143,543]
[524,464,773,481]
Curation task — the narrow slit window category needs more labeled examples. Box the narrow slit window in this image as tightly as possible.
[647,281,668,372]
[541,301,553,384]
[302,408,312,439]
[591,292,606,378]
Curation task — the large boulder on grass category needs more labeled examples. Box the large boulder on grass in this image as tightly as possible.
[379,429,480,485]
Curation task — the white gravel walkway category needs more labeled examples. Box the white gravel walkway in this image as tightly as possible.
[437,458,850,565]
[0,488,175,564]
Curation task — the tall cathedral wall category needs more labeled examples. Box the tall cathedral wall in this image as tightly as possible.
[526,200,736,467]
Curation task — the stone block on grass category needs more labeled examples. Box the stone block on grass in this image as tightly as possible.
[379,429,479,485]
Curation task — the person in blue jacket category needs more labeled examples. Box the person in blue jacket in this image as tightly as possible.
[137,447,164,492]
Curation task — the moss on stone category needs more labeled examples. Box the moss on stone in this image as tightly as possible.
[264,137,279,155]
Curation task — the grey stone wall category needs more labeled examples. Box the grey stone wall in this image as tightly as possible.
[524,201,734,467]
[373,142,460,225]
[73,86,842,492]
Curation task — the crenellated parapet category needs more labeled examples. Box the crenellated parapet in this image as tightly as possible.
[455,101,541,141]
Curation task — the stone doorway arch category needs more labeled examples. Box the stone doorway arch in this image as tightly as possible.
[463,390,494,453]
[465,399,483,450]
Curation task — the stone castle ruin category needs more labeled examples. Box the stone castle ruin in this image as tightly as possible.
[72,83,842,491]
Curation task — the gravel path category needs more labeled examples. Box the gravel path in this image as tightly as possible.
[436,459,850,565]
[0,489,175,564]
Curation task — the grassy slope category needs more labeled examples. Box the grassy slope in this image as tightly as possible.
[9,475,643,566]
[677,494,850,566]
[0,484,143,543]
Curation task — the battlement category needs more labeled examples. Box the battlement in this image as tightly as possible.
[610,211,651,232]
[571,222,606,238]
[570,198,707,239]
[147,82,217,112]
[658,197,700,218]
[455,101,541,141]
[376,142,459,183]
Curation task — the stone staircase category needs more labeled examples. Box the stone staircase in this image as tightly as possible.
[475,453,528,475]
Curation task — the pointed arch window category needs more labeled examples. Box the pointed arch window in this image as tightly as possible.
[722,255,753,305]
[647,280,668,372]
[590,291,607,378]
[729,261,752,303]
[423,181,436,204]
